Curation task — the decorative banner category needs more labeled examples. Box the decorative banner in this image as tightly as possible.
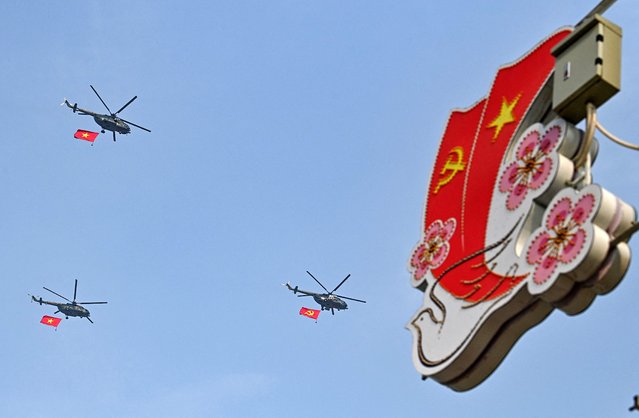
[299,307,320,320]
[40,315,62,328]
[407,28,636,391]
[74,129,99,142]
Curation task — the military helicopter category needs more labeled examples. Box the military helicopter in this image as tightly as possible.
[31,279,107,323]
[62,85,151,142]
[283,271,366,315]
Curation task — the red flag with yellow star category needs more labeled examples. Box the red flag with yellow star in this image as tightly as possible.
[73,129,99,142]
[299,307,320,320]
[40,315,61,327]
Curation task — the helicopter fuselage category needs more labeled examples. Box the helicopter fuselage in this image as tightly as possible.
[283,274,365,315]
[313,294,348,311]
[32,280,106,324]
[93,114,131,134]
[33,296,91,318]
[62,94,149,139]
[57,303,91,318]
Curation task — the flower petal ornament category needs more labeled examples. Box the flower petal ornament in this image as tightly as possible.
[498,119,577,211]
[410,219,456,282]
[524,185,635,313]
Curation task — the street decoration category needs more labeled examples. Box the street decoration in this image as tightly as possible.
[407,24,636,391]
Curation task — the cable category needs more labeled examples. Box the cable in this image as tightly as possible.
[596,118,639,151]
[573,102,639,170]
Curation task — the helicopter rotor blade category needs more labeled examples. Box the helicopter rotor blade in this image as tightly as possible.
[90,85,113,114]
[334,294,366,303]
[331,274,351,294]
[119,118,151,132]
[296,294,312,297]
[306,271,330,293]
[73,279,78,302]
[115,96,137,115]
[78,301,108,304]
[42,286,71,302]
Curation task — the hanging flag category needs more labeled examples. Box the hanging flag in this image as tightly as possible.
[299,307,320,320]
[40,315,61,327]
[73,129,99,142]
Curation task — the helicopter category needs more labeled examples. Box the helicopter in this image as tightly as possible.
[283,271,366,315]
[31,279,107,323]
[62,85,151,142]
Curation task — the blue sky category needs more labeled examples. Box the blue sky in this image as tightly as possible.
[2,1,639,417]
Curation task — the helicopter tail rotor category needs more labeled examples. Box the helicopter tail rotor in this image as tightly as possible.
[282,282,299,294]
[61,99,78,113]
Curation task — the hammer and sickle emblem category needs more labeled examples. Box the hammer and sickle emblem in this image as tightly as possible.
[434,146,466,194]
[305,310,315,316]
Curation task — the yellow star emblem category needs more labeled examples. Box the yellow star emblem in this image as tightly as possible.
[82,133,89,138]
[487,94,521,141]
[47,318,53,323]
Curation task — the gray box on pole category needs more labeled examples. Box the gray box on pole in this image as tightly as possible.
[551,14,622,123]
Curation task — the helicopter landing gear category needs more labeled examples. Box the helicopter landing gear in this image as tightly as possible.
[101,130,105,133]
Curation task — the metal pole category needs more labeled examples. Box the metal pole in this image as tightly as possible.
[577,0,617,26]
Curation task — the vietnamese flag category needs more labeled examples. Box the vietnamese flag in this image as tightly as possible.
[73,129,99,142]
[299,307,320,320]
[40,315,61,327]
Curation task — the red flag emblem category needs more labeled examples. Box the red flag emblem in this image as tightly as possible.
[73,129,99,142]
[299,307,319,320]
[415,29,572,302]
[40,315,62,327]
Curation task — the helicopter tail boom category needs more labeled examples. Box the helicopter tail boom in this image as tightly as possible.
[31,295,62,308]
[282,282,299,294]
[62,99,78,113]
[62,99,95,116]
